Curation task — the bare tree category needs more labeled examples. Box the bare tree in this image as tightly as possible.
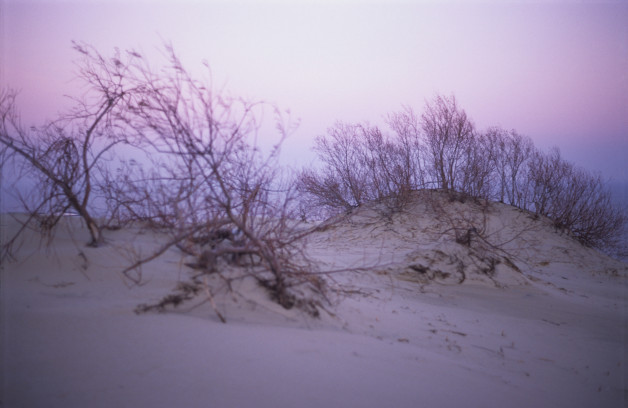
[420,94,475,192]
[0,46,139,252]
[485,127,534,206]
[361,124,418,212]
[524,147,568,217]
[386,105,426,189]
[1,42,329,317]
[457,132,495,199]
[74,43,326,316]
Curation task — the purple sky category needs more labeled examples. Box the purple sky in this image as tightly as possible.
[2,0,627,181]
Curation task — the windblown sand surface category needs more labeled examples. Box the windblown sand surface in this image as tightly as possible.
[2,192,627,408]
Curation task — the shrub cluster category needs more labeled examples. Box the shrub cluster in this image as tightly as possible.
[298,94,626,252]
[0,43,324,318]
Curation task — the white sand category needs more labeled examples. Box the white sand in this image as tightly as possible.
[2,194,626,407]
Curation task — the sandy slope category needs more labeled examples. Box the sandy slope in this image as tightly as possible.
[1,193,627,408]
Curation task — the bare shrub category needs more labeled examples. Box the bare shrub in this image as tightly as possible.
[420,94,475,192]
[2,42,330,318]
[361,124,417,212]
[386,105,426,189]
[457,132,495,200]
[0,46,140,254]
[557,170,626,249]
[73,43,328,317]
[299,93,625,254]
[484,127,534,207]
[298,117,426,217]
[297,122,371,213]
[522,147,626,249]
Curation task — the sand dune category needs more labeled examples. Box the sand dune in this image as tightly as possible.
[2,191,626,407]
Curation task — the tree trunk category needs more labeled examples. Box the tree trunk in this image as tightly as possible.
[85,218,103,247]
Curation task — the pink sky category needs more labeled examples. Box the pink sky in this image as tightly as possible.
[2,0,627,181]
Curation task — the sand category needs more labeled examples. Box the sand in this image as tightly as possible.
[2,193,626,407]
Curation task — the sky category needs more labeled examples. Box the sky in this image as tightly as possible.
[1,0,627,183]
